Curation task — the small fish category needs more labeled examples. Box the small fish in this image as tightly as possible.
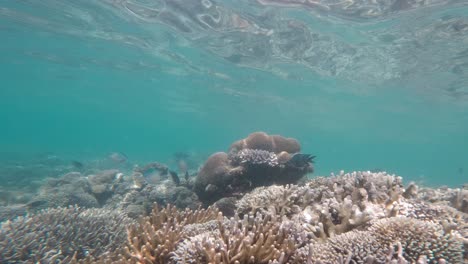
[286,154,315,168]
[109,152,128,163]
[71,160,84,169]
[169,170,180,186]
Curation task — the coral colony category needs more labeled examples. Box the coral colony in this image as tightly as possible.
[0,132,467,263]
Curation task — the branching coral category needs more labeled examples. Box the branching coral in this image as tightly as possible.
[293,217,464,263]
[0,206,133,263]
[236,171,404,239]
[236,184,305,217]
[171,213,296,264]
[231,149,280,167]
[396,199,468,261]
[370,217,463,262]
[106,204,220,264]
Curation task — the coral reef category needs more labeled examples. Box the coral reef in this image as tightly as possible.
[0,206,133,263]
[134,161,169,178]
[414,183,468,213]
[27,170,126,211]
[104,178,201,218]
[22,164,202,219]
[87,169,122,204]
[194,132,314,204]
[171,213,296,264]
[95,204,220,264]
[87,190,464,263]
[1,168,466,263]
[293,217,463,263]
[236,171,404,239]
[234,170,468,261]
[28,172,100,210]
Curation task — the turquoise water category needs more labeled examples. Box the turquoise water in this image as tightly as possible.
[1,0,467,187]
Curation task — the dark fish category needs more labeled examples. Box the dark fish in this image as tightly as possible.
[286,154,315,168]
[71,160,84,169]
[169,170,180,186]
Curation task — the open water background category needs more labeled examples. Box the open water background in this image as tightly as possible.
[1,0,467,187]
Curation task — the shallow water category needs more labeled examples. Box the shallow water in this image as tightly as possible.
[1,0,467,187]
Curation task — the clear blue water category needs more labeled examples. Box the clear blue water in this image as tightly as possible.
[1,0,467,187]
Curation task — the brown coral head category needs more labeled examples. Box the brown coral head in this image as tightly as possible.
[244,131,274,151]
[194,152,232,203]
[198,152,230,180]
[200,152,229,173]
[229,131,301,154]
[271,135,300,153]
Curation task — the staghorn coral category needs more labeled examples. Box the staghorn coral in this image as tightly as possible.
[76,205,465,264]
[171,213,296,264]
[293,217,464,263]
[0,206,133,263]
[107,203,219,264]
